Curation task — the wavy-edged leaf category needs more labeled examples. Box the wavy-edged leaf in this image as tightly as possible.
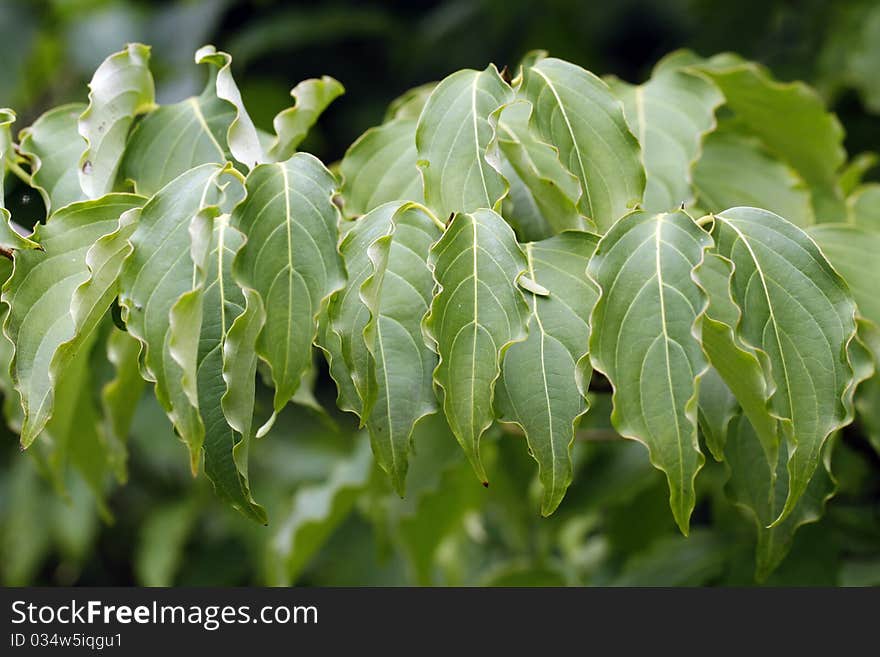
[694,251,779,465]
[0,109,38,251]
[415,65,513,219]
[808,223,880,328]
[360,202,441,495]
[694,128,814,227]
[607,64,723,213]
[0,260,22,432]
[267,437,373,585]
[497,102,586,240]
[231,153,344,432]
[266,76,344,162]
[100,327,145,482]
[324,203,404,417]
[194,45,263,169]
[196,215,265,523]
[78,43,155,198]
[120,80,233,197]
[339,119,423,217]
[521,57,645,231]
[18,103,87,213]
[3,194,145,447]
[587,209,711,533]
[424,208,529,482]
[119,164,240,470]
[496,231,599,515]
[725,414,836,581]
[709,207,858,522]
[695,55,846,221]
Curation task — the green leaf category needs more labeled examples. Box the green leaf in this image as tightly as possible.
[496,231,599,515]
[725,414,835,581]
[265,76,344,162]
[120,83,233,197]
[119,164,242,471]
[196,215,265,523]
[267,437,373,585]
[521,57,645,231]
[695,55,846,221]
[3,194,145,447]
[194,45,264,169]
[0,108,38,251]
[808,223,880,328]
[424,208,529,482]
[697,367,737,461]
[693,128,815,227]
[415,65,514,219]
[100,328,145,482]
[847,183,880,229]
[694,250,779,466]
[78,43,155,198]
[360,203,441,495]
[339,118,423,217]
[709,207,858,522]
[497,102,586,240]
[607,64,723,213]
[587,209,711,533]
[18,104,88,213]
[231,153,344,432]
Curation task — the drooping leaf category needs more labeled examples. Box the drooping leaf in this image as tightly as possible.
[693,128,815,227]
[587,209,711,533]
[607,64,723,213]
[694,250,779,466]
[265,76,344,162]
[267,437,373,586]
[360,203,441,495]
[195,215,265,523]
[119,164,242,470]
[725,414,836,581]
[496,102,586,240]
[231,153,344,433]
[424,208,529,482]
[78,43,155,198]
[415,65,514,219]
[496,231,599,515]
[521,57,645,231]
[18,104,87,213]
[339,119,423,217]
[709,207,858,522]
[3,194,145,447]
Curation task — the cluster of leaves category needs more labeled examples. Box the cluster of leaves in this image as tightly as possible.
[1,42,879,581]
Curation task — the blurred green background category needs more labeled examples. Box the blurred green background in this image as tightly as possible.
[1,0,879,587]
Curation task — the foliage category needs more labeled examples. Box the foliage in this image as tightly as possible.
[1,31,879,586]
